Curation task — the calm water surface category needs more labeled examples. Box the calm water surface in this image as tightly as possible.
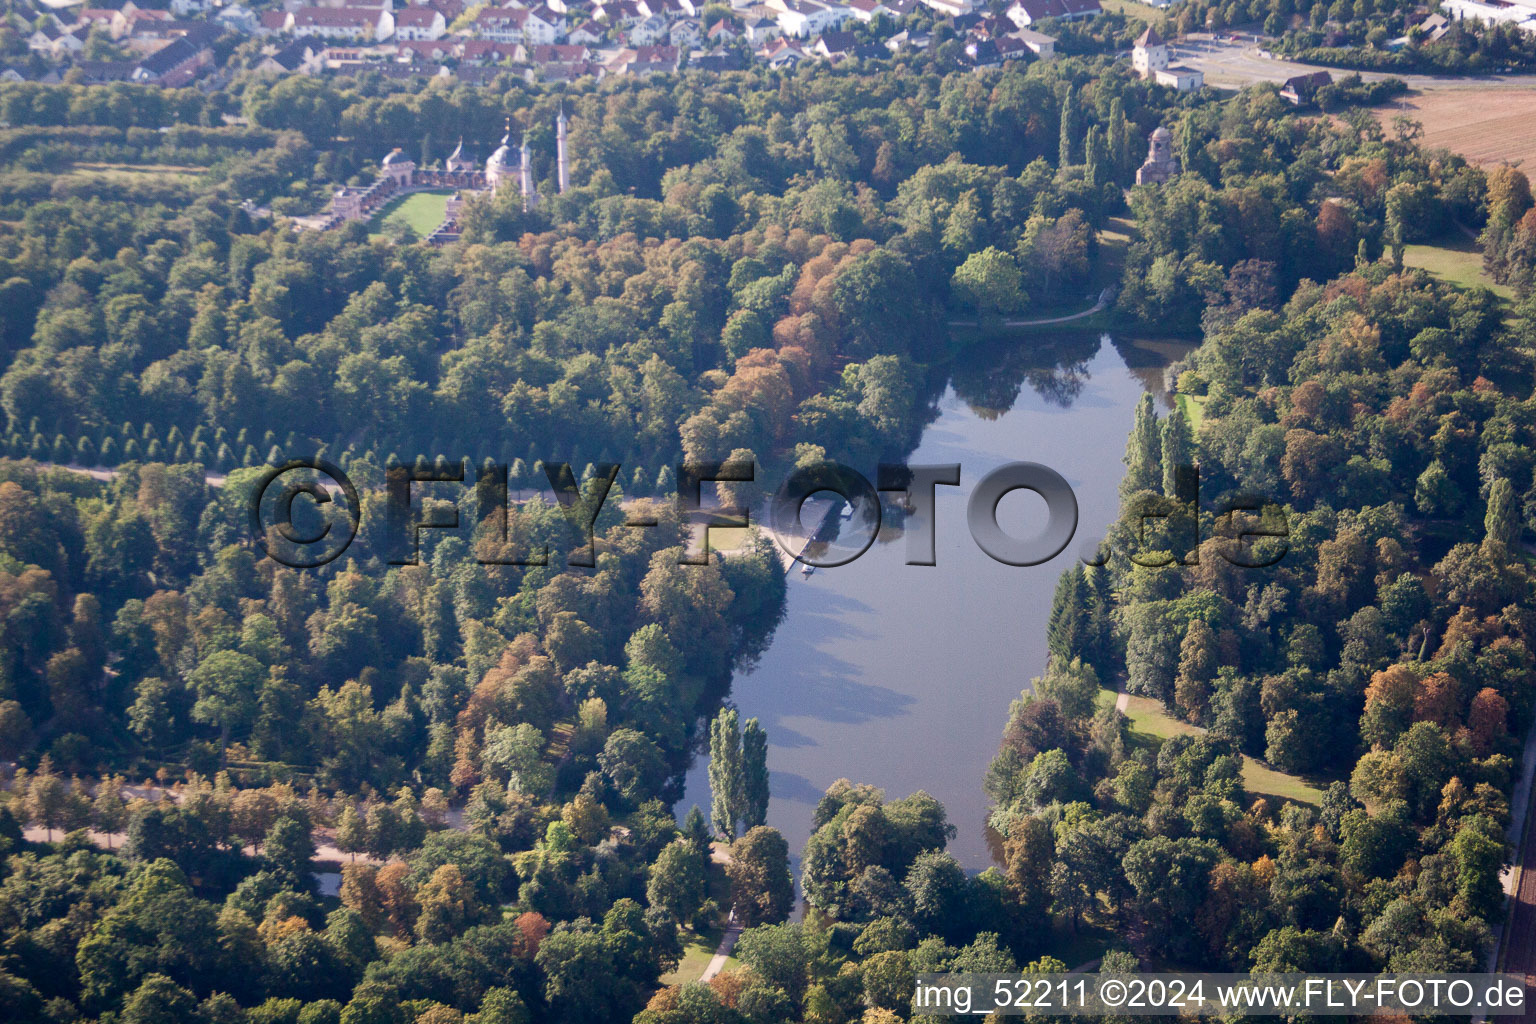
[680,333,1190,870]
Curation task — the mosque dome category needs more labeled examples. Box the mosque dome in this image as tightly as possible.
[487,134,511,170]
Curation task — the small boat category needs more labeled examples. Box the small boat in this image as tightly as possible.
[839,502,854,520]
[801,563,815,577]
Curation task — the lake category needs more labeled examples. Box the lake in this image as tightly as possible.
[679,332,1192,871]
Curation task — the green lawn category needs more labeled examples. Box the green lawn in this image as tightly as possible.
[1103,688,1324,805]
[657,844,740,985]
[370,190,453,240]
[661,926,734,986]
[1175,392,1206,430]
[1099,0,1162,25]
[1403,238,1514,301]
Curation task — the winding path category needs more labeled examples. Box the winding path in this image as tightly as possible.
[948,288,1112,330]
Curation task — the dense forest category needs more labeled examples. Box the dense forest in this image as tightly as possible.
[0,41,1530,1024]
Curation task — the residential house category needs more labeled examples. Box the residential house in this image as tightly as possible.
[131,35,210,83]
[1417,12,1452,41]
[605,42,679,72]
[593,1,647,25]
[1279,70,1332,104]
[668,18,702,45]
[28,21,85,58]
[475,6,558,43]
[706,19,738,42]
[395,6,447,39]
[628,14,669,42]
[533,57,594,80]
[260,36,326,72]
[1014,26,1055,55]
[964,37,1001,65]
[289,7,397,41]
[846,0,891,18]
[569,19,607,41]
[812,28,856,56]
[744,16,781,41]
[991,34,1034,59]
[690,46,746,68]
[396,37,455,58]
[921,0,972,15]
[76,60,136,82]
[642,0,699,16]
[170,0,213,15]
[122,9,175,38]
[531,42,592,60]
[531,5,569,35]
[756,35,806,64]
[75,9,119,37]
[884,27,929,50]
[460,38,528,61]
[770,0,852,38]
[256,10,291,35]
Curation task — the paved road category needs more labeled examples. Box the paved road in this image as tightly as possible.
[1493,716,1536,1017]
[1174,34,1534,92]
[1502,793,1536,1017]
[699,923,743,982]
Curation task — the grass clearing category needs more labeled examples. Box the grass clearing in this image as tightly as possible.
[661,926,734,985]
[1403,238,1513,301]
[1102,688,1324,805]
[1099,0,1162,25]
[64,162,206,184]
[1175,392,1206,430]
[370,190,453,239]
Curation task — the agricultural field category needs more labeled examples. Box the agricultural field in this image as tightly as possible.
[1379,87,1536,172]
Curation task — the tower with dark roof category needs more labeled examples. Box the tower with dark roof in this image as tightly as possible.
[1132,25,1168,78]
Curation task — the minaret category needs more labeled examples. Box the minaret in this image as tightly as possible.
[556,106,569,194]
[520,133,534,213]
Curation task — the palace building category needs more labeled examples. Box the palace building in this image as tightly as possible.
[304,114,573,242]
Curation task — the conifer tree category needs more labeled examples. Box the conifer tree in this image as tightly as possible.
[681,804,712,862]
[1160,404,1194,498]
[1174,618,1217,723]
[1059,85,1081,167]
[1120,393,1161,497]
[708,708,742,839]
[1046,565,1090,664]
[741,718,769,830]
[1486,477,1520,550]
[1108,98,1130,178]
